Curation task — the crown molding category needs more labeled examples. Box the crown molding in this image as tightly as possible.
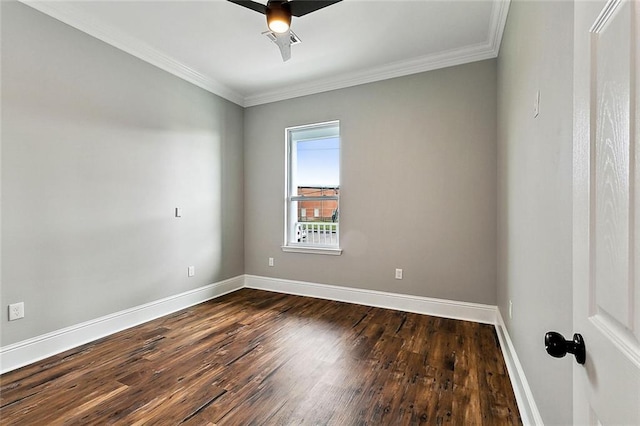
[20,0,510,108]
[489,0,511,55]
[244,41,497,107]
[20,0,246,107]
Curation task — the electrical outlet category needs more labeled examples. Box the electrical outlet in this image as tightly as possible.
[9,302,24,321]
[175,207,182,217]
[268,257,274,267]
[188,266,195,277]
[395,268,403,280]
[509,300,513,319]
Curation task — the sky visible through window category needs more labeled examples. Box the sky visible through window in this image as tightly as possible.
[296,137,339,187]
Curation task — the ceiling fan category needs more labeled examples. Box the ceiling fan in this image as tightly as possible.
[228,0,342,62]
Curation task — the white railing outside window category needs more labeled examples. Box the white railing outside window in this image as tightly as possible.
[295,222,339,246]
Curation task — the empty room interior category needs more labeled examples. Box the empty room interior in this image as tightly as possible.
[1,0,638,425]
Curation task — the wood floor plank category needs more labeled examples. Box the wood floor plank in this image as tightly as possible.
[0,289,521,425]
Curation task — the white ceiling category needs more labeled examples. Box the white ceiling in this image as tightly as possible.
[22,0,510,106]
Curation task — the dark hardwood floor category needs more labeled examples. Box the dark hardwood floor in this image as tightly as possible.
[0,289,521,425]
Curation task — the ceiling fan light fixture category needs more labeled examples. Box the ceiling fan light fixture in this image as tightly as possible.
[268,17,289,33]
[266,2,291,33]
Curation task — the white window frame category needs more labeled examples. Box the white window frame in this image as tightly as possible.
[282,120,342,255]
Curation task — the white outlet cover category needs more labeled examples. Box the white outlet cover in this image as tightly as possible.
[9,302,25,321]
[188,266,195,277]
[395,269,403,279]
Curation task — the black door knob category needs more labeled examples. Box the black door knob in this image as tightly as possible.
[545,331,586,365]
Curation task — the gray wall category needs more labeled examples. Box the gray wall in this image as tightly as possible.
[0,2,244,346]
[496,1,574,424]
[245,60,497,305]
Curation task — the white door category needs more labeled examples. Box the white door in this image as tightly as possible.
[573,0,640,424]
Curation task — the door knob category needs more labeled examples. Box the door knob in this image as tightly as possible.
[545,331,586,365]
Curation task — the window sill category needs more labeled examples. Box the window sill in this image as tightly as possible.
[281,246,343,256]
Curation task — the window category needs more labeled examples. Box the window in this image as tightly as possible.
[283,121,341,255]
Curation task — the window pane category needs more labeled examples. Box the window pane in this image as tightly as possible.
[294,136,339,224]
[295,137,340,191]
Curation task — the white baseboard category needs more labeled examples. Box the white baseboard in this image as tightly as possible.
[0,275,244,374]
[495,310,544,425]
[244,275,497,324]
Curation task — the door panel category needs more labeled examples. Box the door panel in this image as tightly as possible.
[574,0,640,424]
[593,0,631,329]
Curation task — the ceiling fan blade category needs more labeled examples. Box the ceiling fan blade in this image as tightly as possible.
[274,30,292,62]
[289,0,342,17]
[227,0,267,15]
